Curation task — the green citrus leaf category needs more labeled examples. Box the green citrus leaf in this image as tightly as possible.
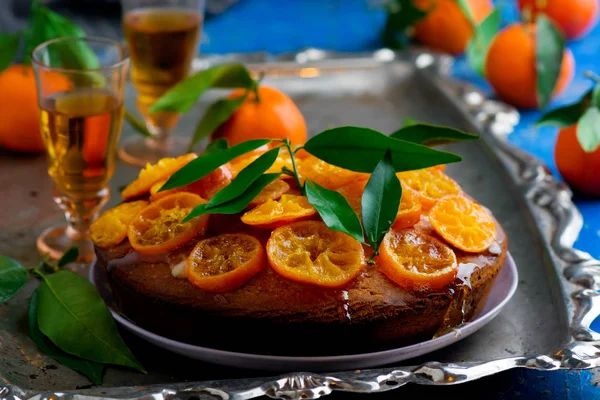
[37,271,145,373]
[457,0,475,26]
[536,89,593,128]
[205,138,229,154]
[28,290,104,385]
[124,109,152,138]
[382,0,428,49]
[390,123,479,145]
[206,147,280,208]
[0,33,20,74]
[57,247,79,268]
[161,139,271,191]
[0,256,27,304]
[593,85,600,109]
[536,15,566,109]
[304,126,461,173]
[362,150,402,252]
[189,94,247,151]
[151,63,254,113]
[402,117,418,128]
[576,108,600,152]
[305,180,364,243]
[183,173,281,222]
[466,8,501,77]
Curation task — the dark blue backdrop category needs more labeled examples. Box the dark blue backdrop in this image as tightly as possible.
[200,1,600,398]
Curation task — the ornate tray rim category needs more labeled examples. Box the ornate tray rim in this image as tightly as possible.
[3,48,600,400]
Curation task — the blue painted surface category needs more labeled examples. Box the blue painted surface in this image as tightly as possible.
[200,1,600,397]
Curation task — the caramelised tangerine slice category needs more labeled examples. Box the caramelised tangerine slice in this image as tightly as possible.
[267,220,365,288]
[397,167,461,210]
[149,164,233,201]
[337,179,422,229]
[241,194,317,228]
[392,188,422,229]
[127,192,209,255]
[378,228,458,292]
[91,200,148,248]
[298,156,367,190]
[122,153,197,200]
[429,195,496,253]
[248,179,290,208]
[186,233,266,292]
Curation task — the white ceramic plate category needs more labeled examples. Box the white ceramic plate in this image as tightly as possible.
[90,253,518,371]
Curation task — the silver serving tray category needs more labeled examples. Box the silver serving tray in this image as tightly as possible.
[2,49,600,400]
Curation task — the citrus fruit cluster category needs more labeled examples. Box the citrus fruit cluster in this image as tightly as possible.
[91,147,498,294]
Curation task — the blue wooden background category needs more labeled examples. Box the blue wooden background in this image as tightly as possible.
[200,0,600,398]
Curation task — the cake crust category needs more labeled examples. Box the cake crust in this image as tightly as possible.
[96,216,507,356]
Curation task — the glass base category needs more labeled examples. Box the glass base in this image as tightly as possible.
[36,225,96,263]
[118,136,191,167]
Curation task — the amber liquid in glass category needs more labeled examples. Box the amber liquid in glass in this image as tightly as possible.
[40,88,124,198]
[123,8,202,128]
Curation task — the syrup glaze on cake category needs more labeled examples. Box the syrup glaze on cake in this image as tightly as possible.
[96,213,507,356]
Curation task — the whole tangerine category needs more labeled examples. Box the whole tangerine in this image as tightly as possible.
[518,0,599,40]
[485,22,575,109]
[212,86,307,146]
[413,0,493,55]
[555,124,600,195]
[0,64,71,153]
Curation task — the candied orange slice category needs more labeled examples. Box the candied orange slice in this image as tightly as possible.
[186,233,266,292]
[248,179,290,208]
[91,200,148,248]
[128,192,209,255]
[267,220,365,288]
[429,195,496,253]
[241,194,317,228]
[378,228,457,291]
[298,156,367,190]
[150,164,233,201]
[337,179,422,229]
[397,167,461,210]
[122,153,197,200]
[393,188,422,229]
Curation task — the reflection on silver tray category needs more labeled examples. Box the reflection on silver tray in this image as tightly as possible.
[3,49,600,400]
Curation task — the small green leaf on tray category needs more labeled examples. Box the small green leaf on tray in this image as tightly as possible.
[0,256,28,304]
[151,63,254,113]
[536,89,593,128]
[304,126,461,173]
[161,139,271,191]
[37,271,145,372]
[206,147,280,208]
[0,33,20,74]
[188,94,247,151]
[536,15,566,109]
[124,109,152,138]
[381,0,428,49]
[57,247,79,268]
[391,123,479,145]
[205,138,229,154]
[28,289,104,385]
[361,150,402,254]
[183,173,281,222]
[576,107,600,152]
[305,180,364,243]
[467,8,501,77]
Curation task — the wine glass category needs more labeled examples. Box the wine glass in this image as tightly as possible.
[118,0,206,167]
[32,36,130,262]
